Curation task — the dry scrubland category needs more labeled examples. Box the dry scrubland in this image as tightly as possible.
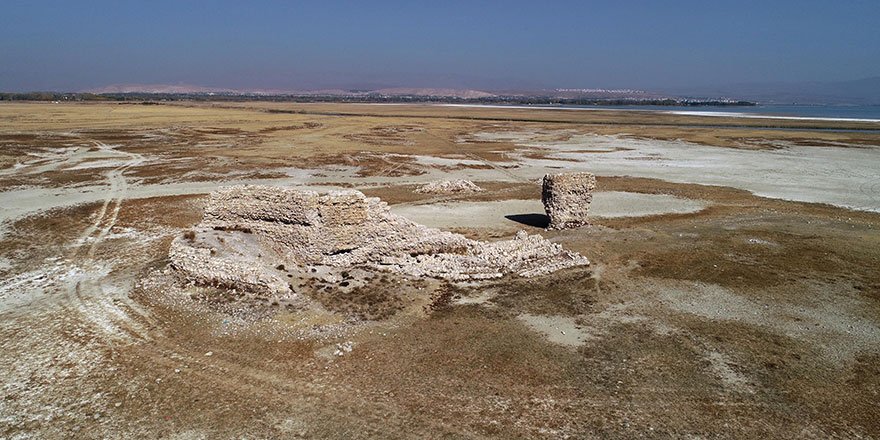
[1,102,879,438]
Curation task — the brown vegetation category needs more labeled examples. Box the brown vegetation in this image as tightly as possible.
[1,102,878,438]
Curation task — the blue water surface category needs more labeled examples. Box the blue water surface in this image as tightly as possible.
[563,104,880,121]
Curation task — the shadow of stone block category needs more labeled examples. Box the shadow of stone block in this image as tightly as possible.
[504,213,550,228]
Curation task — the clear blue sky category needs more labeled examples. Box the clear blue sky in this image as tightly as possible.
[2,0,878,91]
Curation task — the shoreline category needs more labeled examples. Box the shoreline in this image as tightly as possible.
[436,103,880,123]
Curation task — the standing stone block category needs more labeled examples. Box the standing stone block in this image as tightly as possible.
[542,172,597,230]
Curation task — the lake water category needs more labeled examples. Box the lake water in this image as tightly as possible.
[566,104,880,122]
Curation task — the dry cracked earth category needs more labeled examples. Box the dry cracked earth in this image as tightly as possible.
[1,102,879,439]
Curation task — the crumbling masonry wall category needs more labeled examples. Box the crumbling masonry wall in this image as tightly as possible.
[542,172,597,230]
[170,185,589,294]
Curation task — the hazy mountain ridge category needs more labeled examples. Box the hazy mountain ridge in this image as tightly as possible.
[83,84,671,100]
[71,78,880,105]
[87,84,237,94]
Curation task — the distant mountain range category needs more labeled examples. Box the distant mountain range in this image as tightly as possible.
[53,77,880,105]
[84,84,679,101]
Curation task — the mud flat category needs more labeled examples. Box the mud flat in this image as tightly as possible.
[391,191,708,229]
[517,313,593,347]
[1,102,879,439]
[490,131,880,212]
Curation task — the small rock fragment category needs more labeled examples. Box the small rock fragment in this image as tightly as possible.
[415,179,484,194]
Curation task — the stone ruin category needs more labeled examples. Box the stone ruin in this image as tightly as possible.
[169,185,589,295]
[542,172,597,230]
[415,179,484,194]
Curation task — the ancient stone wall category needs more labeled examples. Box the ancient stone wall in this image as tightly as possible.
[170,185,589,293]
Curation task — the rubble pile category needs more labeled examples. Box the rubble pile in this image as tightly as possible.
[542,172,597,230]
[415,179,484,194]
[170,185,588,294]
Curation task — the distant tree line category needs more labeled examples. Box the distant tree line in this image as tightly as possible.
[0,91,756,107]
[0,92,109,101]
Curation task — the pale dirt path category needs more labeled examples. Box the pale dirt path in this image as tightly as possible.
[0,141,165,436]
[55,140,154,346]
[82,142,141,259]
[0,139,153,338]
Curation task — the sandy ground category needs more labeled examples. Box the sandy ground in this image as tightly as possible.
[0,102,879,439]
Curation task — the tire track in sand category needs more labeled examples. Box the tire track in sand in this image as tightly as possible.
[73,141,142,259]
[60,140,154,345]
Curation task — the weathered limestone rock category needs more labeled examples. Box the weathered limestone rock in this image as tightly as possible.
[542,172,597,230]
[170,185,588,294]
[415,179,483,194]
